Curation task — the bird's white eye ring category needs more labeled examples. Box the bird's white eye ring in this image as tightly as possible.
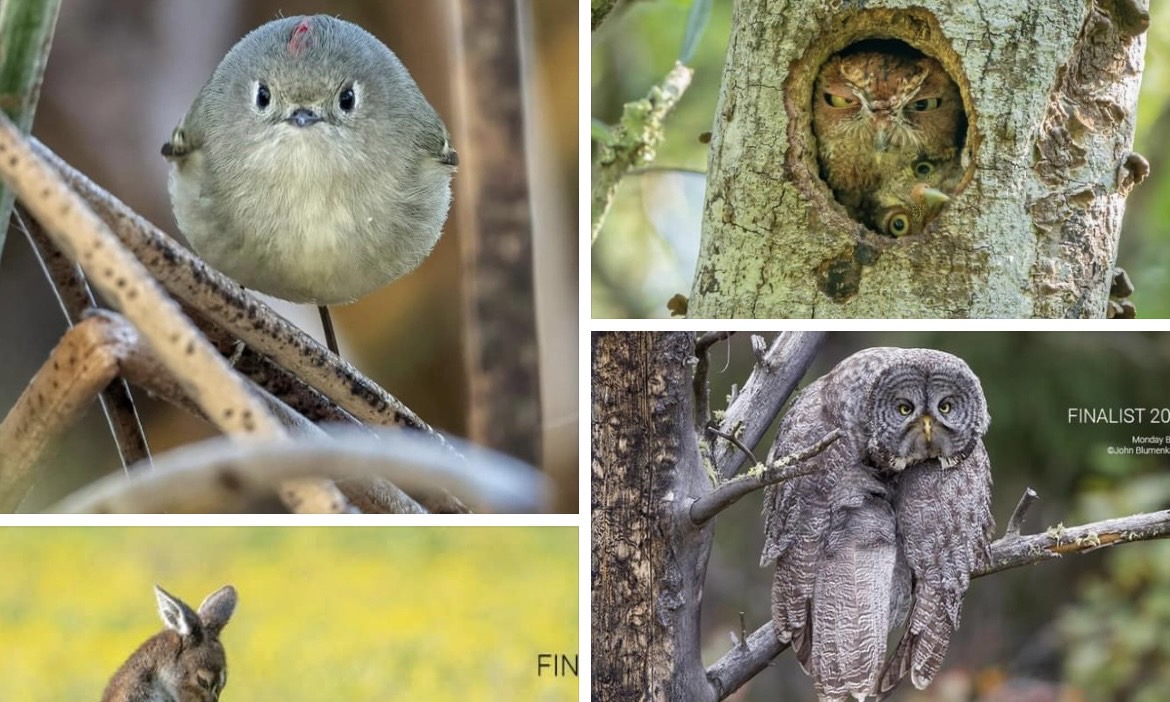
[914,160,934,177]
[885,212,910,236]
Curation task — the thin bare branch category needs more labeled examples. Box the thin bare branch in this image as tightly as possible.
[705,426,760,468]
[713,332,826,480]
[694,331,734,430]
[19,207,150,471]
[706,508,1170,699]
[52,431,549,514]
[690,429,842,526]
[1005,487,1039,537]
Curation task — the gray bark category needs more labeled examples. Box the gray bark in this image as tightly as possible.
[690,0,1148,318]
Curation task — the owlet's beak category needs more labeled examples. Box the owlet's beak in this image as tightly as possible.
[286,107,323,128]
[910,183,950,216]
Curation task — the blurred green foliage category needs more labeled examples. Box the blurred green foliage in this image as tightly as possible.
[593,3,1170,318]
[694,332,1170,700]
[0,527,578,700]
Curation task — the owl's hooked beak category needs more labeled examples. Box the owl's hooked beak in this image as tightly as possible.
[919,415,934,443]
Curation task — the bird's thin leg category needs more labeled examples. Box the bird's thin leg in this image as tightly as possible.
[318,305,340,355]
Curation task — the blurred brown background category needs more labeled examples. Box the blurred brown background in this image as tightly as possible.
[0,0,578,510]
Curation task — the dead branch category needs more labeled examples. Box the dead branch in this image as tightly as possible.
[712,332,826,480]
[51,430,549,514]
[694,331,734,430]
[689,429,842,526]
[705,508,1170,699]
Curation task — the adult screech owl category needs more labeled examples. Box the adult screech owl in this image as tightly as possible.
[812,49,964,226]
[760,347,994,701]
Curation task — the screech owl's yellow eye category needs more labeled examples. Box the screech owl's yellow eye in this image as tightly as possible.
[911,97,942,111]
[824,93,857,109]
[896,402,913,416]
[885,213,910,237]
[938,400,953,414]
[914,160,934,177]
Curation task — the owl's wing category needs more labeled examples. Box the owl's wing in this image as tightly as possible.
[879,443,994,696]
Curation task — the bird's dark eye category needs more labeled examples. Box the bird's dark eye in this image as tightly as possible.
[339,86,356,112]
[255,83,271,109]
[914,160,934,177]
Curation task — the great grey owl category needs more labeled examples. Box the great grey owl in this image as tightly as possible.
[759,347,994,701]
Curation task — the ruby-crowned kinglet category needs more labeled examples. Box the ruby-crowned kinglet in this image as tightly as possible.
[162,15,457,306]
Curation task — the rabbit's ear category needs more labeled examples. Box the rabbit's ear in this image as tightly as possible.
[154,585,200,638]
[197,585,237,637]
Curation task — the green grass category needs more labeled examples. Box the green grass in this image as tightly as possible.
[0,527,579,700]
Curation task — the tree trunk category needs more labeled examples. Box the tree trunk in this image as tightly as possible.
[690,0,1149,318]
[591,331,715,702]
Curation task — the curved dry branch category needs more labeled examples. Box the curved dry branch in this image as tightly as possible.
[713,332,826,480]
[705,508,1170,699]
[51,431,549,514]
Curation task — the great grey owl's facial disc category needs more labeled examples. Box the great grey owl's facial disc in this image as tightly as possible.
[867,362,982,470]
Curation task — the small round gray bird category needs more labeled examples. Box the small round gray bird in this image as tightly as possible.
[162,15,458,353]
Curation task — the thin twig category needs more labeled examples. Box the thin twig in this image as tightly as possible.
[18,208,151,473]
[705,426,760,468]
[706,508,1170,699]
[1005,487,1039,537]
[591,62,693,243]
[750,335,768,368]
[690,429,842,526]
[694,331,733,430]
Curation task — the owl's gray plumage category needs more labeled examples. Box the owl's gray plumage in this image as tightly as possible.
[760,347,993,701]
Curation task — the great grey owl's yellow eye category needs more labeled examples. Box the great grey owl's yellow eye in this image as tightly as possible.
[824,93,857,109]
[896,402,913,416]
[938,400,953,414]
[885,213,910,237]
[914,160,934,177]
[910,97,942,111]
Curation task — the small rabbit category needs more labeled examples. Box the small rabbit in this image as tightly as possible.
[101,585,237,702]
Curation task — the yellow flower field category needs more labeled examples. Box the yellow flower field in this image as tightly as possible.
[0,527,578,700]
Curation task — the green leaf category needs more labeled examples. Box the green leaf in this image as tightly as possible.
[0,0,62,262]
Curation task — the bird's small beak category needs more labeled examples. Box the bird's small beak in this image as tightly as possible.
[286,108,322,128]
[910,184,950,215]
[920,415,933,443]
